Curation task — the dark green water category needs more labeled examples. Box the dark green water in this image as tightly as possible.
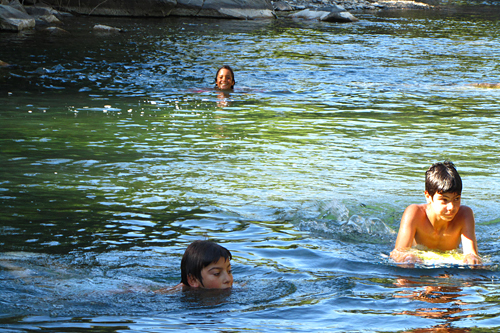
[1,7,500,332]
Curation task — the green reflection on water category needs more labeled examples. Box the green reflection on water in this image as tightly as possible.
[1,9,500,257]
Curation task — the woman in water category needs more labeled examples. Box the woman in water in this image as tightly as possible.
[215,65,235,90]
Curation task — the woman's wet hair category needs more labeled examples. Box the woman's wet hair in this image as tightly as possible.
[214,65,235,89]
[425,161,462,197]
[180,240,232,287]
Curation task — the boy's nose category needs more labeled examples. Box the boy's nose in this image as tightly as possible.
[222,272,232,285]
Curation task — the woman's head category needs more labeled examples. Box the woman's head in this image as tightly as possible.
[215,65,235,90]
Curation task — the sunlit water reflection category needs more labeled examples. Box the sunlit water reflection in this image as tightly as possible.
[1,7,500,332]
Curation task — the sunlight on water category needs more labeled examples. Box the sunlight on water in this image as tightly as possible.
[1,7,500,333]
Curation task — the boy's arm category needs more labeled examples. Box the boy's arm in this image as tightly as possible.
[460,206,481,264]
[390,205,421,263]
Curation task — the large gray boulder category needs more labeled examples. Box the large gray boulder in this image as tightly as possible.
[290,6,358,22]
[0,3,35,31]
[41,0,177,16]
[24,5,63,24]
[40,0,274,19]
[171,0,275,19]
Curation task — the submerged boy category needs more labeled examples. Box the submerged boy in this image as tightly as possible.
[390,161,481,265]
[180,240,233,289]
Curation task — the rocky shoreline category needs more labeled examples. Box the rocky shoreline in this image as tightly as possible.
[275,0,431,12]
[1,0,432,34]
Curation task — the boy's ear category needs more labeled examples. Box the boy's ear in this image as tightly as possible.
[424,191,432,203]
[187,274,201,288]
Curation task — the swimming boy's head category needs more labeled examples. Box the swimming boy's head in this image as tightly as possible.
[181,240,233,289]
[215,65,235,90]
[425,161,462,197]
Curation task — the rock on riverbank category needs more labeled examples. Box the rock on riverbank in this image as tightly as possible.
[23,0,276,19]
[0,0,70,31]
[1,0,277,32]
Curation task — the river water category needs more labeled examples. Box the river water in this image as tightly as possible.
[1,6,500,332]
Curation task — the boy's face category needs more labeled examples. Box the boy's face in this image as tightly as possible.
[426,191,461,221]
[190,257,233,289]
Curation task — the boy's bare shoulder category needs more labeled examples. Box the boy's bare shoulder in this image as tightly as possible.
[456,205,474,221]
[404,203,427,217]
[400,203,428,227]
[458,204,473,214]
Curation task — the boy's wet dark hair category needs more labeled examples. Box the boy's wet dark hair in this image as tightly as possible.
[425,161,462,197]
[214,65,235,89]
[180,240,232,287]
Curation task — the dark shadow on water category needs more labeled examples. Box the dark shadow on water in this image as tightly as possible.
[179,288,233,308]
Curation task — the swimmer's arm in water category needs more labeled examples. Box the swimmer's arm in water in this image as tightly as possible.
[459,206,481,265]
[155,282,184,294]
[390,204,422,263]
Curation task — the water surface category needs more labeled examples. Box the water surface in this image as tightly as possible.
[1,7,500,332]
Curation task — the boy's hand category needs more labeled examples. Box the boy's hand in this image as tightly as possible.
[401,253,423,264]
[390,249,423,264]
[464,253,482,265]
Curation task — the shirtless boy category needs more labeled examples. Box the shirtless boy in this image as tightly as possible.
[390,161,481,265]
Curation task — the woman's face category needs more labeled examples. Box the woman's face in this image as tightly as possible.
[216,68,234,90]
